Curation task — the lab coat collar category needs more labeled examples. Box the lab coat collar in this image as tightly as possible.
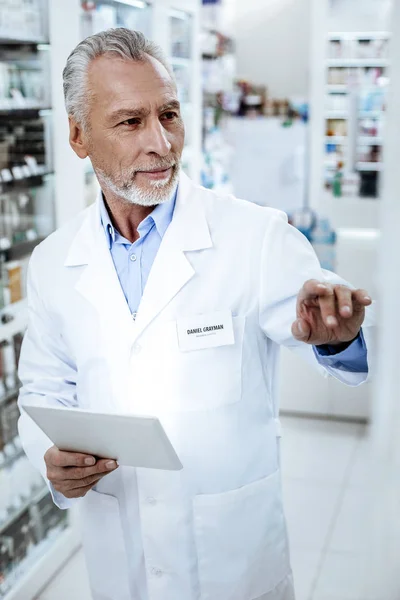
[64,170,212,267]
[63,171,213,355]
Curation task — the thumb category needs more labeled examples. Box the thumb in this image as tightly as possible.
[291,318,311,342]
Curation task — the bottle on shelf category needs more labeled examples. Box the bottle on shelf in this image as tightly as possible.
[311,217,337,272]
[1,339,17,390]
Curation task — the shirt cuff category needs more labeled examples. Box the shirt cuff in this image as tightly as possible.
[48,481,79,510]
[313,329,368,373]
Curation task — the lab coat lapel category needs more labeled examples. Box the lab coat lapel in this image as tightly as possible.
[63,171,213,356]
[64,201,135,410]
[132,172,213,342]
[65,201,135,342]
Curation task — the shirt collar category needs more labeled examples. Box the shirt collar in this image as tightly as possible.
[99,187,177,249]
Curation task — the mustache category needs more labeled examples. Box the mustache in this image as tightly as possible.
[133,156,179,174]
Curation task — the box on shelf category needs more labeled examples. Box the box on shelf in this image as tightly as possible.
[0,0,45,41]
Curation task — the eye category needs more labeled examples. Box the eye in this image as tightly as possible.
[121,118,141,126]
[161,111,179,121]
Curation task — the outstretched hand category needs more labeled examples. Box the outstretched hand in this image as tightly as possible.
[291,280,372,346]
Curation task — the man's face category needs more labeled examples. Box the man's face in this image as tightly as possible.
[72,54,185,206]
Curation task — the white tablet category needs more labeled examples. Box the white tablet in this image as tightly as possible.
[23,404,183,471]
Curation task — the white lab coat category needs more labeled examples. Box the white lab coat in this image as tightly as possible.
[18,172,374,600]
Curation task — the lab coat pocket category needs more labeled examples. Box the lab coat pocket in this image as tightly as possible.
[79,490,131,600]
[133,315,246,412]
[175,315,245,410]
[193,470,291,600]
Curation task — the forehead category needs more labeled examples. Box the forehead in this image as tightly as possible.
[87,54,177,113]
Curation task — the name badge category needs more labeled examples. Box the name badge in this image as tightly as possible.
[177,310,235,352]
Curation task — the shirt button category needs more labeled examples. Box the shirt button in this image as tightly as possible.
[132,343,141,355]
[132,312,137,321]
[151,567,163,577]
[130,254,137,262]
[146,497,156,505]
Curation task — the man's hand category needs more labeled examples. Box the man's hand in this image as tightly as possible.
[45,446,118,499]
[291,280,372,346]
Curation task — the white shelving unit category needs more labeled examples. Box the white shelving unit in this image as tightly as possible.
[357,161,383,171]
[0,1,84,598]
[290,0,385,422]
[327,58,390,67]
[324,29,390,184]
[3,508,81,600]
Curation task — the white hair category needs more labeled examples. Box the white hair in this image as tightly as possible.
[63,28,174,129]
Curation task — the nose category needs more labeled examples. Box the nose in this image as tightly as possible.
[142,118,172,157]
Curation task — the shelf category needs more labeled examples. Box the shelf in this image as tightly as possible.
[326,58,389,68]
[359,110,385,118]
[357,162,383,171]
[325,110,384,119]
[0,104,52,115]
[325,136,383,145]
[0,298,28,343]
[325,136,347,144]
[0,38,50,46]
[326,85,348,93]
[0,169,53,188]
[327,85,389,94]
[325,111,348,119]
[2,523,80,600]
[0,485,49,535]
[359,137,383,145]
[328,32,390,41]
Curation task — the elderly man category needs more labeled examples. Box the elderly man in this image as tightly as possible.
[18,28,374,600]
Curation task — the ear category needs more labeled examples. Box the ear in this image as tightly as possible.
[69,117,89,159]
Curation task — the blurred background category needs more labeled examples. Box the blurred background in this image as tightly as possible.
[0,0,399,598]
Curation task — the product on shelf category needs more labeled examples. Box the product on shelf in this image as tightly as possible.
[311,217,337,271]
[81,0,152,39]
[33,492,68,539]
[170,10,192,59]
[1,395,20,446]
[0,483,68,596]
[0,47,51,110]
[326,119,347,137]
[0,0,45,41]
[12,331,23,369]
[0,115,48,170]
[172,63,191,104]
[5,261,22,304]
[357,144,381,164]
[0,339,17,390]
[328,36,389,61]
[325,92,348,112]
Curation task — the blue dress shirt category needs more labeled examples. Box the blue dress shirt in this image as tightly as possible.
[100,190,177,318]
[99,192,368,373]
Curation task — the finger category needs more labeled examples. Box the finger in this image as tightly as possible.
[318,287,338,328]
[334,285,353,318]
[65,473,107,491]
[352,289,372,309]
[291,318,311,341]
[65,483,95,499]
[64,459,118,481]
[299,279,330,302]
[47,447,97,469]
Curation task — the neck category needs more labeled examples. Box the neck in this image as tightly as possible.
[101,188,156,243]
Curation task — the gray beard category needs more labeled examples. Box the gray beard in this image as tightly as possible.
[95,163,181,207]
